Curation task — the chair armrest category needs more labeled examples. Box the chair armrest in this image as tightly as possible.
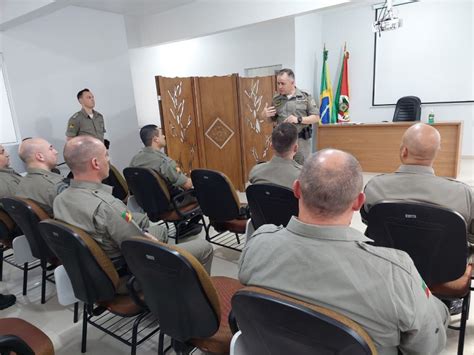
[0,335,35,355]
[170,189,201,218]
[127,276,147,309]
[228,309,239,335]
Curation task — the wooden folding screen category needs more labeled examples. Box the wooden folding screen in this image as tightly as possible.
[156,77,200,175]
[194,75,244,190]
[156,74,276,191]
[238,76,275,181]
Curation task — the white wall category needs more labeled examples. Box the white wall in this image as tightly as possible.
[296,4,474,155]
[129,17,295,127]
[2,6,141,170]
[125,0,348,49]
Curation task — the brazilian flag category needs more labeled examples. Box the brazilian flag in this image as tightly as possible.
[319,48,334,124]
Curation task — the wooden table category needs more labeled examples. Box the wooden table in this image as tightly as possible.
[315,122,463,178]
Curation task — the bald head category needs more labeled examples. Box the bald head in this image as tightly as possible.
[401,123,440,165]
[18,138,58,170]
[64,136,108,177]
[298,149,363,217]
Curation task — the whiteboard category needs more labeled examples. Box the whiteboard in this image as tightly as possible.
[373,1,473,105]
[0,57,18,144]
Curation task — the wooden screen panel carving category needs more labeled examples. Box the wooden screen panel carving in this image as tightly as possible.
[156,76,200,175]
[194,75,244,190]
[238,76,275,181]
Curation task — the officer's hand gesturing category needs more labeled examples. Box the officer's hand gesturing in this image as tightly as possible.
[263,102,276,118]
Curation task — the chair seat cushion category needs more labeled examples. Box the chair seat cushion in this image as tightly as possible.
[211,219,248,234]
[160,202,200,221]
[98,294,144,317]
[0,318,54,355]
[191,276,244,354]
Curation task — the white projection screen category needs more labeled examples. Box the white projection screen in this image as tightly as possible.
[373,1,473,106]
[0,56,18,144]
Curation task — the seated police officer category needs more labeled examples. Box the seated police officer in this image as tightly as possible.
[53,136,213,273]
[129,124,201,236]
[364,123,474,244]
[239,149,450,354]
[248,122,301,189]
[16,138,69,217]
[261,68,320,164]
[0,144,22,198]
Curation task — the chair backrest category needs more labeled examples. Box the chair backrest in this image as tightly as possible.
[103,164,129,203]
[246,184,298,230]
[123,167,171,221]
[366,201,468,286]
[38,220,119,304]
[191,169,241,221]
[121,237,220,342]
[392,96,421,122]
[0,197,54,261]
[232,286,377,355]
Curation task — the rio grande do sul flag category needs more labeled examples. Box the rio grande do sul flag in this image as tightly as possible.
[333,46,350,123]
[319,47,334,125]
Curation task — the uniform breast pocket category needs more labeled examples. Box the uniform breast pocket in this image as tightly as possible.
[98,120,105,133]
[296,100,308,111]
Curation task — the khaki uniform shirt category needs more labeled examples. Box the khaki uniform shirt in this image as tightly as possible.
[364,164,474,243]
[0,168,22,198]
[271,88,319,134]
[248,156,301,189]
[53,180,167,259]
[239,217,450,355]
[66,108,106,142]
[16,168,69,218]
[129,147,187,188]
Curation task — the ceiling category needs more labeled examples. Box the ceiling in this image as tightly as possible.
[0,0,195,30]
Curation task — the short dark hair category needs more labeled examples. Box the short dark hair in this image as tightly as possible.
[140,124,159,147]
[77,88,90,100]
[277,68,295,81]
[272,123,297,155]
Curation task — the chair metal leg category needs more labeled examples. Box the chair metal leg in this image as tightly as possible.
[0,246,4,281]
[41,265,47,304]
[175,223,181,245]
[457,294,470,355]
[73,302,79,323]
[235,233,241,244]
[131,312,144,355]
[81,304,88,353]
[22,262,28,295]
[158,331,164,355]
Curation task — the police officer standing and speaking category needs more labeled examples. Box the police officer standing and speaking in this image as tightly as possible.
[262,68,319,164]
[65,88,106,142]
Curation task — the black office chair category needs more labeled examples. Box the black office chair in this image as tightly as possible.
[0,318,55,355]
[392,96,421,122]
[123,167,203,244]
[366,201,471,355]
[191,169,249,251]
[246,183,298,230]
[230,286,377,355]
[38,220,159,355]
[122,237,244,355]
[1,197,57,303]
[103,164,129,204]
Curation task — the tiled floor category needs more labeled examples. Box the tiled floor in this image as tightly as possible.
[1,158,473,354]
